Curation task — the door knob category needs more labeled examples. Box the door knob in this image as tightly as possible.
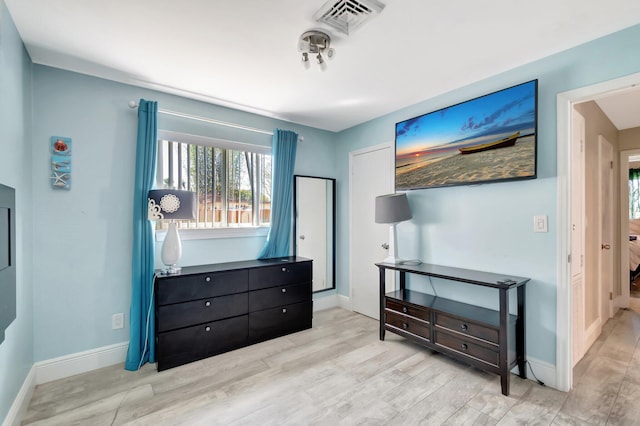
[601,244,611,250]
[381,243,389,250]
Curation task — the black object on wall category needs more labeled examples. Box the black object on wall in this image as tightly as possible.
[0,183,16,345]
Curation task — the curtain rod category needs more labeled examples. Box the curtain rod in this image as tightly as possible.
[128,101,303,142]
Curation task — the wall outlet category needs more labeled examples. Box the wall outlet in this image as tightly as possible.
[112,313,124,330]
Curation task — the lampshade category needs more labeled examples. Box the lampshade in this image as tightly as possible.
[148,189,196,221]
[375,193,412,224]
[147,189,196,275]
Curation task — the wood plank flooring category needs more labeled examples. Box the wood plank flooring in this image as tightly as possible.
[23,301,640,425]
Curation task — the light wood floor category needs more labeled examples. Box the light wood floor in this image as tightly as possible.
[23,301,640,425]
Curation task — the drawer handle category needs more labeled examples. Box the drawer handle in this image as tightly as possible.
[205,276,211,283]
[281,288,287,293]
[282,308,287,313]
[402,306,408,314]
[281,267,288,272]
[460,324,468,331]
[461,343,468,351]
[205,326,211,332]
[205,301,211,307]
[402,322,409,330]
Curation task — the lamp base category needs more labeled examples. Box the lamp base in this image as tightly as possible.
[382,255,404,264]
[161,221,183,275]
[159,265,181,275]
[382,223,403,265]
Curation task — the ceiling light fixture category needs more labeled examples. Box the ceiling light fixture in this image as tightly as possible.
[298,30,335,71]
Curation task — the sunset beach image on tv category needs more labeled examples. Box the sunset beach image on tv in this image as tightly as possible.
[395,80,537,190]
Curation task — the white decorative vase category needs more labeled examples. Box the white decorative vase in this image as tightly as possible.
[161,221,182,274]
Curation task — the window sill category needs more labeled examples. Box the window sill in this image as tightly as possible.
[155,226,269,241]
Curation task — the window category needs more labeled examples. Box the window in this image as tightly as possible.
[155,132,272,231]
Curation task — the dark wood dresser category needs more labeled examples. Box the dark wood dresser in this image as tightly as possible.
[155,257,312,371]
[377,262,529,396]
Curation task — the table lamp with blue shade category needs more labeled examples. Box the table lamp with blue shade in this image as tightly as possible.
[375,193,412,264]
[148,189,196,275]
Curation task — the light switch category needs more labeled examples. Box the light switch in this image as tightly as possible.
[534,215,548,233]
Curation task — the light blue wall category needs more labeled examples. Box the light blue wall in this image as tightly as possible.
[0,1,33,421]
[3,4,640,417]
[335,24,640,365]
[30,66,337,362]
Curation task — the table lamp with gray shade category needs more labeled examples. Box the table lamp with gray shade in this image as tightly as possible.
[148,189,196,275]
[375,193,412,264]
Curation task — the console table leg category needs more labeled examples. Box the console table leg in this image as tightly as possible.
[499,288,510,396]
[379,266,386,341]
[517,285,526,378]
[500,372,510,396]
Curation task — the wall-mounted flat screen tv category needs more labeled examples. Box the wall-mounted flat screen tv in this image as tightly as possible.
[0,183,16,345]
[395,80,537,190]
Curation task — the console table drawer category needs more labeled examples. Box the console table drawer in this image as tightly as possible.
[385,299,430,322]
[249,282,311,311]
[249,262,312,290]
[156,270,248,305]
[157,315,248,371]
[434,312,498,344]
[434,330,498,367]
[157,292,248,332]
[385,310,430,340]
[249,300,312,342]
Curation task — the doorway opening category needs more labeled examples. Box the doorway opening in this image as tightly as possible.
[557,71,640,392]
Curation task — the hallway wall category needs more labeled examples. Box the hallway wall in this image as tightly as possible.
[573,101,619,328]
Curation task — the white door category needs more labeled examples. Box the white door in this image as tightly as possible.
[350,144,393,319]
[296,178,327,291]
[599,135,614,320]
[571,109,586,367]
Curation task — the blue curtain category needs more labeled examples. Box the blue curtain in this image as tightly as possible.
[258,129,298,259]
[125,99,158,371]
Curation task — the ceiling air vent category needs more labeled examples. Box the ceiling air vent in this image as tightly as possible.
[314,0,385,35]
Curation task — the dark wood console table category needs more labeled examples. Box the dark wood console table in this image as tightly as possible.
[376,262,529,396]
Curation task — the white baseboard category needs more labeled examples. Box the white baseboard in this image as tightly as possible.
[511,355,557,390]
[313,293,352,312]
[35,341,129,385]
[313,294,338,311]
[2,365,36,426]
[3,342,129,426]
[338,294,352,311]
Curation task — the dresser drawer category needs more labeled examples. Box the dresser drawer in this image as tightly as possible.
[249,282,311,312]
[249,300,312,342]
[385,310,430,341]
[434,312,498,344]
[434,329,499,367]
[157,292,248,332]
[385,298,430,322]
[156,270,248,306]
[157,315,248,371]
[248,261,312,290]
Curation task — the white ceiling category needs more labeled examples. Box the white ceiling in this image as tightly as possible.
[5,0,640,132]
[594,85,640,130]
